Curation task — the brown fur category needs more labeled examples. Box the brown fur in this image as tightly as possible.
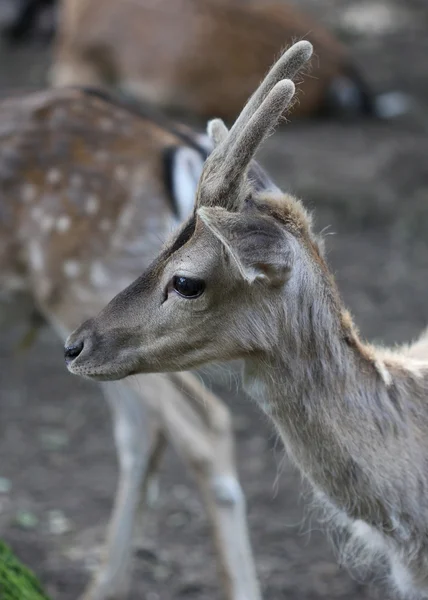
[50,0,359,121]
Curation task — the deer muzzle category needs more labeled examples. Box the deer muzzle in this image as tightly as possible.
[64,318,133,381]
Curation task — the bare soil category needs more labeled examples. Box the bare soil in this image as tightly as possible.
[1,1,428,599]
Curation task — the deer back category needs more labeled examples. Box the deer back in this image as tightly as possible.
[0,87,207,334]
[51,0,360,121]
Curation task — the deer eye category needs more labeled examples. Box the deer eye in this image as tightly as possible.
[172,275,205,298]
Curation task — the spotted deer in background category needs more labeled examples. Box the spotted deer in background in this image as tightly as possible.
[50,0,406,121]
[0,88,261,600]
[66,41,428,599]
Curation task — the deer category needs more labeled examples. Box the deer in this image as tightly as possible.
[0,86,262,600]
[49,0,407,122]
[65,40,428,599]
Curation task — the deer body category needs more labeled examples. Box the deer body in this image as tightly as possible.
[51,0,376,121]
[0,88,261,600]
[66,41,428,598]
[0,89,178,317]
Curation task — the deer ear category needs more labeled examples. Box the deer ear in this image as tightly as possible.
[166,146,206,221]
[198,206,291,285]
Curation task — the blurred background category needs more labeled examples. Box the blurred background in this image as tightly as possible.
[0,0,428,599]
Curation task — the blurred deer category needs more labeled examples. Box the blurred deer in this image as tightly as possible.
[50,0,405,121]
[67,41,428,599]
[0,87,261,600]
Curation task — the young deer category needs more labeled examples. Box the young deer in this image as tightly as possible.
[66,40,428,599]
[0,87,261,600]
[50,0,393,121]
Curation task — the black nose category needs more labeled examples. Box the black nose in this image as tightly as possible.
[64,340,84,362]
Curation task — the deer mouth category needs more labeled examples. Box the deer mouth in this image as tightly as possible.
[64,320,139,382]
[65,352,134,382]
[66,362,132,382]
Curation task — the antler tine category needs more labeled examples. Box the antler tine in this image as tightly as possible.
[206,41,312,153]
[228,40,312,145]
[196,41,312,210]
[222,80,296,191]
[197,80,296,209]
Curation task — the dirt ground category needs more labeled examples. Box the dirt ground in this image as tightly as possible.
[1,1,428,599]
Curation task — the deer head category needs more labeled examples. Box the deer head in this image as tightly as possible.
[65,41,319,380]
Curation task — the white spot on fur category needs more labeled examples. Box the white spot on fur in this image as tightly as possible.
[63,260,81,278]
[21,183,37,203]
[85,194,99,215]
[56,215,71,232]
[46,168,62,185]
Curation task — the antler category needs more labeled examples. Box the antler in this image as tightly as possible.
[196,40,313,210]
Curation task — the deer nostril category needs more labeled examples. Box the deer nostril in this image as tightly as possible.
[64,340,84,362]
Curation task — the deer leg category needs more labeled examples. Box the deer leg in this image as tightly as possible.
[133,430,168,549]
[80,382,154,600]
[162,372,262,600]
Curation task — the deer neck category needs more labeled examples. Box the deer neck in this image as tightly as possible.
[242,265,409,525]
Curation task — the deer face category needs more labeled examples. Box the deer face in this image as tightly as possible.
[65,41,314,381]
[64,192,306,380]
